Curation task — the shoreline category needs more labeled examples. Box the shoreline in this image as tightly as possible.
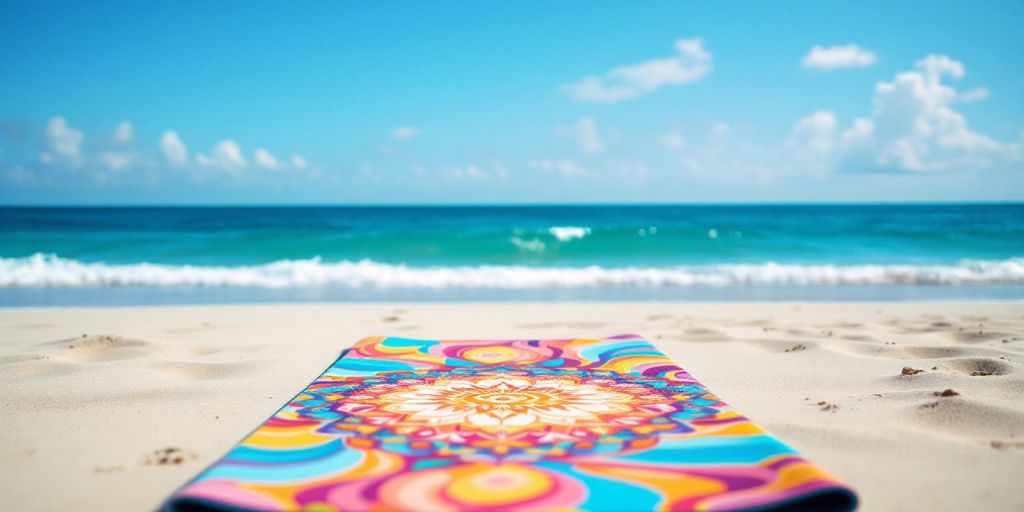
[1,302,1022,510]
[4,297,1024,310]
[3,284,1024,307]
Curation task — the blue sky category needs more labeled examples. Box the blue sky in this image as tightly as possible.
[1,1,1022,204]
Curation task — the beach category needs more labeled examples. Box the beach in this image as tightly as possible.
[1,301,1022,511]
[4,1,1023,509]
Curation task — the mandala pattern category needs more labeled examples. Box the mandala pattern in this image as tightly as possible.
[294,367,717,458]
[165,335,857,511]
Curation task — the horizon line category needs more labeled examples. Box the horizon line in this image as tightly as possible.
[1,200,1023,208]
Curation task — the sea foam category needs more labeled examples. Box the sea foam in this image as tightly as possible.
[2,253,1023,289]
[548,226,591,242]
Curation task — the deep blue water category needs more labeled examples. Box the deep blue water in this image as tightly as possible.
[1,204,1022,305]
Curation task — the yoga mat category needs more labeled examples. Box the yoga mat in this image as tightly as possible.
[165,335,857,511]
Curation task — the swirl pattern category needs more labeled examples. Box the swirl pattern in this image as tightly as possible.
[165,335,856,511]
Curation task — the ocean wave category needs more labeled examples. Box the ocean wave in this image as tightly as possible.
[508,237,546,252]
[548,226,591,242]
[2,253,1023,289]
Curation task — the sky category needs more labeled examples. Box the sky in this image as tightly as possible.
[1,0,1023,205]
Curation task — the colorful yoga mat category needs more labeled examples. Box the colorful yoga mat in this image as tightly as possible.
[165,335,857,511]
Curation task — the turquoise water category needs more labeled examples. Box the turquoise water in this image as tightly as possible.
[1,204,1022,305]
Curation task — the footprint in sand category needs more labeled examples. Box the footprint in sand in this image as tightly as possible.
[818,322,865,330]
[741,340,817,353]
[897,321,959,334]
[678,327,732,342]
[0,353,69,379]
[23,335,268,381]
[0,354,51,365]
[937,357,1015,377]
[885,358,1016,390]
[900,394,1024,446]
[945,329,1015,344]
[168,344,266,358]
[48,335,154,363]
[839,334,877,342]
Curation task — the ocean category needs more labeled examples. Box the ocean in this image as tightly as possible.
[1,204,1022,306]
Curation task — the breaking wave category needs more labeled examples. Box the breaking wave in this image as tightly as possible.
[548,226,591,242]
[2,253,1023,289]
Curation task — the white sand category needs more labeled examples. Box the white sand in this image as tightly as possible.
[1,302,1022,511]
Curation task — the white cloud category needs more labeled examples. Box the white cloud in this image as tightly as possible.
[557,117,604,154]
[113,121,134,144]
[661,121,782,183]
[12,120,317,185]
[788,110,838,174]
[98,151,135,171]
[160,130,188,165]
[792,54,1019,174]
[791,111,837,152]
[253,148,281,169]
[530,159,585,176]
[436,162,509,182]
[391,126,420,140]
[802,44,877,70]
[958,87,989,103]
[658,131,686,151]
[197,140,246,171]
[445,165,486,181]
[915,54,963,79]
[844,54,1012,172]
[39,116,84,166]
[31,117,146,176]
[5,165,31,184]
[563,38,712,103]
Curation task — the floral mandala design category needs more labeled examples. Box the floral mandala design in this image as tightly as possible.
[293,367,722,458]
